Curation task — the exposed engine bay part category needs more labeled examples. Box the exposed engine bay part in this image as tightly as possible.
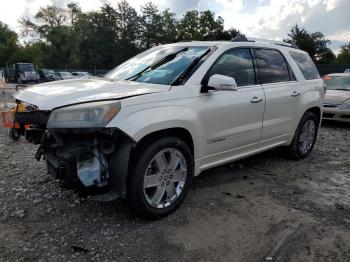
[37,127,136,200]
[77,147,109,188]
[99,140,115,155]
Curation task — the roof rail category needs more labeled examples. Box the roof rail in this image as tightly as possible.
[230,36,250,42]
[230,36,299,49]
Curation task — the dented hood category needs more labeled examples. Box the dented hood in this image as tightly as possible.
[14,77,169,110]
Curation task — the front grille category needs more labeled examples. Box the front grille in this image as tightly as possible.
[341,115,350,119]
[323,113,335,118]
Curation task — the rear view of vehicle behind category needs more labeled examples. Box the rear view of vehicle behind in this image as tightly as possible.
[15,63,40,84]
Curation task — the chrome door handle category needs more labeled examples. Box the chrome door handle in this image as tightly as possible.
[291,91,300,97]
[250,96,263,103]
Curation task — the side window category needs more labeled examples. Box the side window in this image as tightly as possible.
[255,49,291,84]
[289,51,320,80]
[206,48,255,87]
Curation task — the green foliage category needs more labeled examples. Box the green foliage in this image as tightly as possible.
[336,43,350,64]
[19,4,82,68]
[160,9,178,44]
[178,10,235,41]
[140,2,163,48]
[13,2,243,69]
[0,22,19,67]
[285,24,335,64]
[1,2,342,70]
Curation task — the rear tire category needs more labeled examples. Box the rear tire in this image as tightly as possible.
[287,112,319,159]
[126,136,194,219]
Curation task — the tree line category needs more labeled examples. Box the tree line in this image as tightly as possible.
[0,0,349,70]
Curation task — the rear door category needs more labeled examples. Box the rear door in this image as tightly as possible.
[254,48,301,147]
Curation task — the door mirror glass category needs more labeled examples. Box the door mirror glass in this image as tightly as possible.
[207,74,238,91]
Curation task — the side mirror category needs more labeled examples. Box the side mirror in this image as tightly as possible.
[207,74,238,91]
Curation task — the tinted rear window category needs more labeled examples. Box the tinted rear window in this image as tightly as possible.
[255,49,291,84]
[17,64,35,71]
[290,51,320,80]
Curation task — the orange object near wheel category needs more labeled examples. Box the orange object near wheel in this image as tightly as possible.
[1,111,19,128]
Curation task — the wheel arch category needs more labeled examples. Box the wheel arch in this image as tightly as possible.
[305,106,322,124]
[132,127,195,157]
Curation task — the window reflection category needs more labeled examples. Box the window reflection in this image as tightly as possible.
[208,49,255,87]
[290,51,320,80]
[256,49,291,84]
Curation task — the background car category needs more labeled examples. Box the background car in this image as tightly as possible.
[55,71,74,80]
[17,63,40,84]
[344,69,350,73]
[72,71,91,78]
[38,69,57,82]
[4,63,40,83]
[323,73,350,122]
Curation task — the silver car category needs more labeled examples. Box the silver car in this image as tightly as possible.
[323,73,350,122]
[55,71,75,80]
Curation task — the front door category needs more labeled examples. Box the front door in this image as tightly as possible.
[197,48,265,170]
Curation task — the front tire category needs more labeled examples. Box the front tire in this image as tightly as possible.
[8,128,21,141]
[126,136,194,219]
[288,112,319,159]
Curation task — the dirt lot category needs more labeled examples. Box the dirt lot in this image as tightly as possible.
[0,120,349,261]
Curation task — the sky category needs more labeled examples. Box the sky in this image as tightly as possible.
[1,0,349,53]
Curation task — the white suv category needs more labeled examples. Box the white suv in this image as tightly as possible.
[13,37,324,218]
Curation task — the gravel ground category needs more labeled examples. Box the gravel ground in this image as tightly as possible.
[0,119,350,261]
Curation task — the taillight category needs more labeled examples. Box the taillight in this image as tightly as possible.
[322,76,332,81]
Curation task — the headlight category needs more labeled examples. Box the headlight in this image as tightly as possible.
[340,99,350,109]
[47,101,121,128]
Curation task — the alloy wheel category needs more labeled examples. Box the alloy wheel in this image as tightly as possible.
[143,148,187,209]
[298,119,316,154]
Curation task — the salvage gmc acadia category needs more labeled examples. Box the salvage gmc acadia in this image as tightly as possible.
[12,37,325,218]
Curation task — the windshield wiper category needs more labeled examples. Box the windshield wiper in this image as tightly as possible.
[126,47,189,81]
[171,47,212,85]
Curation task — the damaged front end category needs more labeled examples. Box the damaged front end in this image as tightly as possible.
[14,100,135,200]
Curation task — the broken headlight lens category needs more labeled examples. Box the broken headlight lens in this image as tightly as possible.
[47,101,121,128]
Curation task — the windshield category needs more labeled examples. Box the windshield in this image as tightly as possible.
[324,76,350,91]
[105,45,210,85]
[18,64,34,71]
